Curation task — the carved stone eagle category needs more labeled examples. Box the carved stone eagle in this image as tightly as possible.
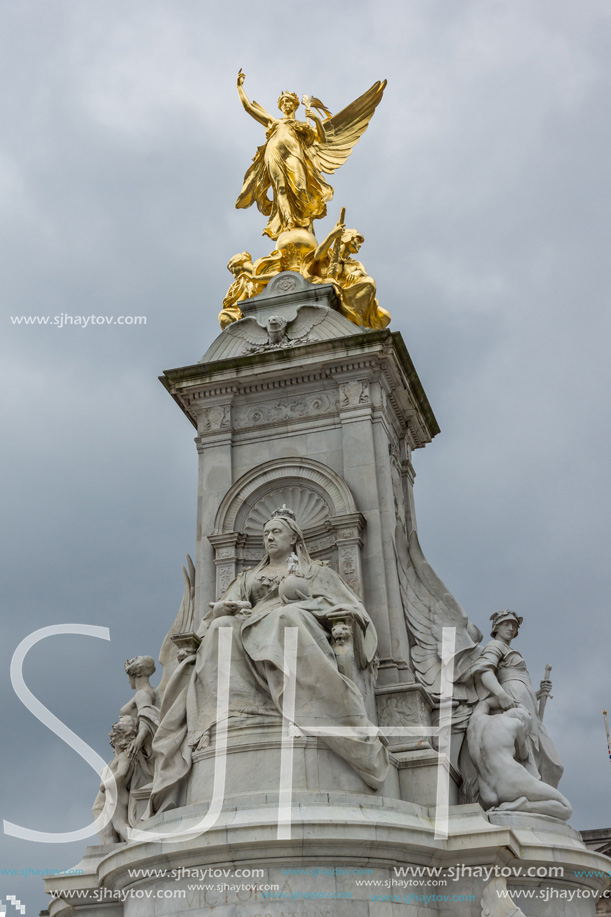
[223,305,328,354]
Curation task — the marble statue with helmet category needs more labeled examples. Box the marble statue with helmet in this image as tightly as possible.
[399,529,565,814]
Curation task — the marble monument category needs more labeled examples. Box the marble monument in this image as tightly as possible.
[44,71,610,917]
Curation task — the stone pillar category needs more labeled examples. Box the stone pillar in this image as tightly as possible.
[207,531,243,599]
[192,398,234,623]
[329,512,365,598]
[336,374,395,673]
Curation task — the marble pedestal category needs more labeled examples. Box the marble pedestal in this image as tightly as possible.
[46,797,610,917]
[48,276,610,916]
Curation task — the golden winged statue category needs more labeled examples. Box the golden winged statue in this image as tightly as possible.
[235,70,387,240]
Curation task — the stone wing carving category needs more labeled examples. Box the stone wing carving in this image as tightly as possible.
[223,315,271,346]
[286,305,328,341]
[403,530,483,697]
[222,305,330,355]
[158,554,195,698]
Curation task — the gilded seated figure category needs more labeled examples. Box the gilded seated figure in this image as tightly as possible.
[303,218,391,330]
[218,251,282,329]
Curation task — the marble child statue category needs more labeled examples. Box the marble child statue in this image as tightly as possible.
[93,656,160,842]
[149,507,388,814]
[92,717,139,844]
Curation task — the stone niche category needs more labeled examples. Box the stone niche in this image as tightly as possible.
[208,456,366,599]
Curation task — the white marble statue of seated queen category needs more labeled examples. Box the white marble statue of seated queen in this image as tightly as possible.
[149,506,388,813]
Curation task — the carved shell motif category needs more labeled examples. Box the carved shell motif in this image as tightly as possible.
[244,487,330,536]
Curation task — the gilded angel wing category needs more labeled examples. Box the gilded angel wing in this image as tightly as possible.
[403,530,483,697]
[310,80,387,175]
[223,316,270,346]
[286,305,329,341]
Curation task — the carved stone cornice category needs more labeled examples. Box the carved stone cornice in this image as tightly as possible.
[160,330,439,449]
[208,532,245,557]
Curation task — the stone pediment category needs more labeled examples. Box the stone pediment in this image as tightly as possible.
[200,275,363,363]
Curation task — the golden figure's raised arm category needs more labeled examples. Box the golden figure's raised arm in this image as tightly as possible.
[237,69,273,127]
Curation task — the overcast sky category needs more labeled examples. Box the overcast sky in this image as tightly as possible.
[1,0,610,911]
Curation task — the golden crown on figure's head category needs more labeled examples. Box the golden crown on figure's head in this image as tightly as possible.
[277,91,299,110]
